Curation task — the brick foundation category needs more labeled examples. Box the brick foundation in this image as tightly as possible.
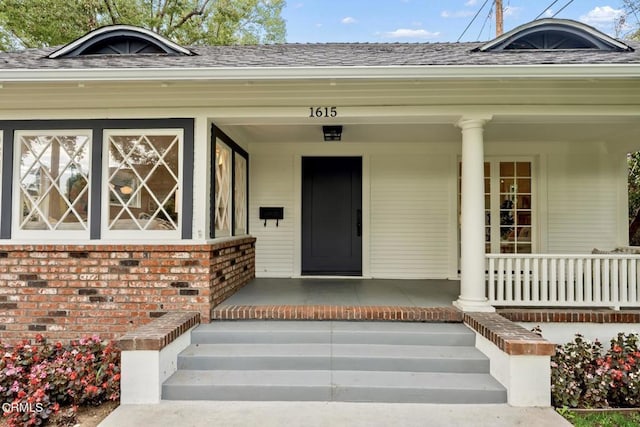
[212,305,463,322]
[497,308,640,324]
[0,237,255,343]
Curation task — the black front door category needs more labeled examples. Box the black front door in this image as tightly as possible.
[302,157,362,275]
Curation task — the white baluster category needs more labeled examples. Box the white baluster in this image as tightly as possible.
[488,257,495,302]
[498,258,505,302]
[506,258,513,302]
[567,258,575,303]
[603,260,610,303]
[631,259,638,304]
[620,258,628,307]
[585,258,593,303]
[594,259,601,303]
[532,258,539,302]
[550,258,557,302]
[515,258,522,302]
[612,260,619,307]
[576,258,584,303]
[541,258,548,302]
[559,258,566,303]
[524,258,531,302]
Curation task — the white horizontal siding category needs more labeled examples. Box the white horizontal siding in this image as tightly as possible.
[546,152,619,253]
[249,154,295,277]
[370,154,452,278]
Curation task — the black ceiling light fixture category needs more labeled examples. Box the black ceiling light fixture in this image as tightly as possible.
[322,125,343,142]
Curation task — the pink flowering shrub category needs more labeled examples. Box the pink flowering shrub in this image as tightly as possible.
[0,335,120,427]
[551,333,640,408]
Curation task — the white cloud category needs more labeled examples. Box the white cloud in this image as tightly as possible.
[293,2,304,9]
[341,16,357,24]
[542,9,554,18]
[441,10,474,18]
[383,28,440,39]
[465,0,477,6]
[503,6,521,17]
[580,6,624,25]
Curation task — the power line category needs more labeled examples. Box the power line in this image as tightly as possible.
[627,3,640,27]
[535,0,561,20]
[457,0,492,42]
[477,1,496,40]
[552,0,575,18]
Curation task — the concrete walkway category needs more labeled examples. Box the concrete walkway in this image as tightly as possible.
[99,401,571,427]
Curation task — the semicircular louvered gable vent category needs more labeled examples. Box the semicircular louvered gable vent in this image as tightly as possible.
[48,25,194,58]
[477,18,632,52]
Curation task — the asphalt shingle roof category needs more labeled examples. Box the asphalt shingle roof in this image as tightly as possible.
[2,41,640,70]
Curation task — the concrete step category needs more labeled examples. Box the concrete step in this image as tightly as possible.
[162,369,507,404]
[191,321,475,346]
[178,343,489,373]
[163,321,506,404]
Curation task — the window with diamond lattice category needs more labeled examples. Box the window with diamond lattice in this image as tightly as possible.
[16,131,91,232]
[106,131,181,233]
[234,153,247,235]
[215,140,232,236]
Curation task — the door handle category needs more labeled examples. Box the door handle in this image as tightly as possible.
[357,209,362,237]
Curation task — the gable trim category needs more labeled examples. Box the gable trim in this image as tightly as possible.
[48,25,194,58]
[476,19,632,52]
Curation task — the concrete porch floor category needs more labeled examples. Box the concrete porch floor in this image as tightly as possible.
[220,278,461,307]
[212,278,463,322]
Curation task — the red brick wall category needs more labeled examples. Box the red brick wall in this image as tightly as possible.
[0,237,255,343]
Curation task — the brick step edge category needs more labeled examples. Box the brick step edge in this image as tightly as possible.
[211,305,463,322]
[118,311,200,351]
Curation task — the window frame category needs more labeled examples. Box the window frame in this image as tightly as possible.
[214,139,232,237]
[234,152,248,236]
[12,129,93,239]
[210,125,249,239]
[0,119,194,241]
[102,128,184,240]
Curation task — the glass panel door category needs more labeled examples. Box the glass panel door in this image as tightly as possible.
[499,161,532,254]
[458,159,533,255]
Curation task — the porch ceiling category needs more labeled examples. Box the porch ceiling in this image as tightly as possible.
[218,115,640,147]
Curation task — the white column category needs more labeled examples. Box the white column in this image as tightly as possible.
[454,117,495,312]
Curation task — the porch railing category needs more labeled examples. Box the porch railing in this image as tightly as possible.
[486,254,640,309]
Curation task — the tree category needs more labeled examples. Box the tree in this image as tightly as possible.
[621,0,640,40]
[0,0,286,51]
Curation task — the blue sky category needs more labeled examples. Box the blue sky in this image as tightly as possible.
[283,1,629,43]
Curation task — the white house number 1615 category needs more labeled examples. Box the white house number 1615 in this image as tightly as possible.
[309,107,338,118]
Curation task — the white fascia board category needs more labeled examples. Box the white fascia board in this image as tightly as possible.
[1,64,640,82]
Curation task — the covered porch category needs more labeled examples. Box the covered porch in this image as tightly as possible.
[218,109,640,313]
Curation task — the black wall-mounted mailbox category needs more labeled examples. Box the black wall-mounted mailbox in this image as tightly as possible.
[259,207,284,226]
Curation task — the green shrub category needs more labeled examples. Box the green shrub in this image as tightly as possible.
[551,333,640,408]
